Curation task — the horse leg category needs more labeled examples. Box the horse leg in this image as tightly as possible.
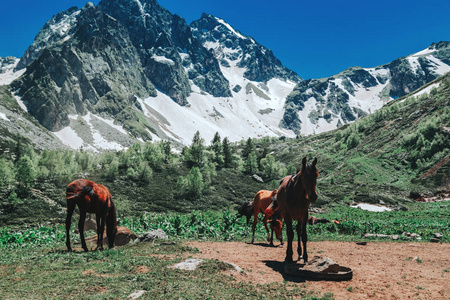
[262,215,271,243]
[296,222,303,261]
[301,218,309,263]
[270,225,275,246]
[97,213,106,250]
[78,210,88,252]
[65,201,76,252]
[251,211,258,244]
[284,216,294,262]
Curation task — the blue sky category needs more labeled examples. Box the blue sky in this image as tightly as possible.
[1,0,449,79]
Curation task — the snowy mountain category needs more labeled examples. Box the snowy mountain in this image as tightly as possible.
[282,41,450,135]
[1,0,450,152]
[5,0,301,151]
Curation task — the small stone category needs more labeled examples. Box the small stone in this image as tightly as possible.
[392,235,399,240]
[430,238,440,243]
[128,290,145,299]
[172,259,203,271]
[433,233,443,239]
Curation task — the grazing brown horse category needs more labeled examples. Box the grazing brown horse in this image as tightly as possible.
[250,190,283,246]
[65,179,118,252]
[277,157,319,262]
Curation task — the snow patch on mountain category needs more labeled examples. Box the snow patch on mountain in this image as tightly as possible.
[53,112,132,152]
[0,112,9,121]
[216,17,247,40]
[53,124,84,150]
[0,59,25,85]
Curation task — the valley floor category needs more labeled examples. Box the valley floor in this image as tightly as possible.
[187,240,450,299]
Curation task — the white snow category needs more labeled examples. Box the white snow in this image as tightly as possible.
[0,59,25,86]
[143,61,296,145]
[351,203,392,212]
[406,56,420,74]
[411,47,436,57]
[426,56,450,75]
[81,113,124,151]
[53,126,85,150]
[13,95,28,112]
[53,113,128,152]
[49,11,80,37]
[151,55,175,65]
[0,112,9,121]
[94,114,128,135]
[215,17,247,40]
[133,0,145,14]
[298,97,341,136]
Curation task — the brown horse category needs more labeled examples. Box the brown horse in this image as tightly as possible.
[65,179,118,252]
[277,157,319,262]
[250,190,283,246]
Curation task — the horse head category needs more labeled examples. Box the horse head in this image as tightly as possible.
[295,157,319,202]
[269,209,283,241]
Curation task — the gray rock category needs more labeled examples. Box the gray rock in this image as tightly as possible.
[252,174,264,183]
[433,233,443,239]
[136,229,168,243]
[303,256,340,274]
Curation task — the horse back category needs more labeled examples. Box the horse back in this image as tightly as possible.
[254,190,277,215]
[66,179,111,213]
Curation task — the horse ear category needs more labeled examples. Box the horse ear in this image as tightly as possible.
[301,157,307,169]
[312,157,318,166]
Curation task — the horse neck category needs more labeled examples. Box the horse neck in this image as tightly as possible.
[291,173,307,199]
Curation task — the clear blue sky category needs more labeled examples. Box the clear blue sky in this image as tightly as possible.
[1,0,449,79]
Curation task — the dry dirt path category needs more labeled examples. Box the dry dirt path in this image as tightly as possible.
[187,240,450,299]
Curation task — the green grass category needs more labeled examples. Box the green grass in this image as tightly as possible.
[2,201,448,252]
[0,241,331,299]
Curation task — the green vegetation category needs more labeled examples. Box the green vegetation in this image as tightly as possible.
[0,240,334,299]
[1,73,449,299]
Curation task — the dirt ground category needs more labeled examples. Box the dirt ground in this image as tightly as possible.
[187,240,450,299]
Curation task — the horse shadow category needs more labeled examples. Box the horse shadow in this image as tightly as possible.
[246,242,283,248]
[263,260,307,283]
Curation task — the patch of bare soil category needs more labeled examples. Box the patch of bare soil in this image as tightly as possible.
[187,241,450,299]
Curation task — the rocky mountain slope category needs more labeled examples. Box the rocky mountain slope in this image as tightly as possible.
[5,0,302,151]
[1,0,449,152]
[282,41,450,135]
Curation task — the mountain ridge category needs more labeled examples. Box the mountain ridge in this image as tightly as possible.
[0,0,449,152]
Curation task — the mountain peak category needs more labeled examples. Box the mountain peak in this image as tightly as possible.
[191,14,301,83]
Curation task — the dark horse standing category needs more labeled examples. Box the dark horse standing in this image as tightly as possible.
[277,157,319,263]
[65,179,118,252]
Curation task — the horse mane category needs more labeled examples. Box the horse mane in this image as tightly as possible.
[83,186,94,196]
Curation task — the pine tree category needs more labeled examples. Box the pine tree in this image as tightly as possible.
[222,137,233,168]
[242,138,255,159]
[244,151,258,174]
[16,156,36,189]
[190,131,205,167]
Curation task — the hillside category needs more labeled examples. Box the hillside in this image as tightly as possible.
[1,71,448,224]
[274,72,450,206]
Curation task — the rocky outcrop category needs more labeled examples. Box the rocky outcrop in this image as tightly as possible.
[191,13,301,83]
[12,3,155,132]
[282,42,450,135]
[11,0,231,134]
